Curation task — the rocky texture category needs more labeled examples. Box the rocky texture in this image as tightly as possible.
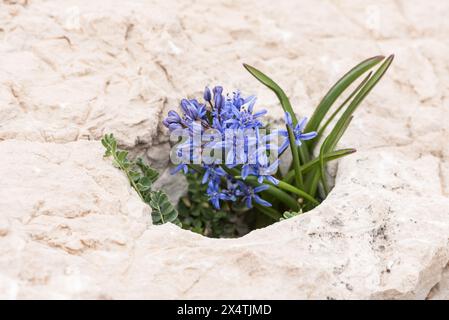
[0,0,449,299]
[0,140,152,299]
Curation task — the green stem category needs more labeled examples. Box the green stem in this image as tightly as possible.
[319,140,330,196]
[288,127,303,188]
[283,149,356,183]
[307,170,321,205]
[238,176,319,206]
[113,154,145,202]
[276,180,319,205]
[226,167,300,211]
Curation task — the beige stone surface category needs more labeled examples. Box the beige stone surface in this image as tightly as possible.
[0,0,448,299]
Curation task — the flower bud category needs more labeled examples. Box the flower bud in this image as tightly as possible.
[203,86,211,102]
[213,86,224,110]
[167,110,181,122]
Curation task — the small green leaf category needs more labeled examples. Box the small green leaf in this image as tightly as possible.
[101,133,117,157]
[101,138,109,149]
[173,219,183,228]
[136,176,152,192]
[152,212,162,224]
[181,196,192,208]
[136,158,159,184]
[117,150,128,163]
[150,190,179,225]
[280,210,302,221]
[128,170,141,182]
[112,160,121,168]
[101,133,174,226]
[191,209,201,217]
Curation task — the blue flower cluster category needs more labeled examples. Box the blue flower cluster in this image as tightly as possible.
[163,86,316,210]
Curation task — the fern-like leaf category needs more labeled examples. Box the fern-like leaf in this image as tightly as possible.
[150,190,180,225]
[102,133,180,227]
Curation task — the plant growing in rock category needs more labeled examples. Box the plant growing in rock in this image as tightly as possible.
[101,134,181,226]
[177,172,243,237]
[163,55,394,226]
[101,55,393,235]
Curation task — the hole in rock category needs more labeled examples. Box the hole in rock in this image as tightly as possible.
[145,142,339,239]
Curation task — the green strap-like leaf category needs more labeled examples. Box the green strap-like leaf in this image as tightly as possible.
[311,71,373,149]
[305,55,385,135]
[254,203,282,220]
[243,63,310,184]
[243,63,296,123]
[309,54,394,198]
[318,116,353,195]
[275,180,319,205]
[325,55,394,151]
[287,126,304,188]
[239,176,319,206]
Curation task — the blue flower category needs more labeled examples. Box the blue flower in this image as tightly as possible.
[223,94,266,130]
[163,86,277,210]
[212,132,259,166]
[163,110,184,132]
[202,165,226,185]
[180,99,207,122]
[206,182,235,209]
[170,163,189,175]
[170,136,201,175]
[224,108,266,130]
[278,112,317,153]
[224,178,246,198]
[241,184,271,208]
[242,164,279,185]
[241,150,280,185]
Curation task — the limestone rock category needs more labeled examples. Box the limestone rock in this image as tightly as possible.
[0,140,150,299]
[0,0,449,299]
[0,141,448,299]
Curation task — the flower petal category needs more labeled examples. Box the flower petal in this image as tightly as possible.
[254,195,272,207]
[254,185,269,193]
[284,111,293,126]
[300,132,318,140]
[297,117,308,131]
[202,170,210,184]
[245,197,253,209]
